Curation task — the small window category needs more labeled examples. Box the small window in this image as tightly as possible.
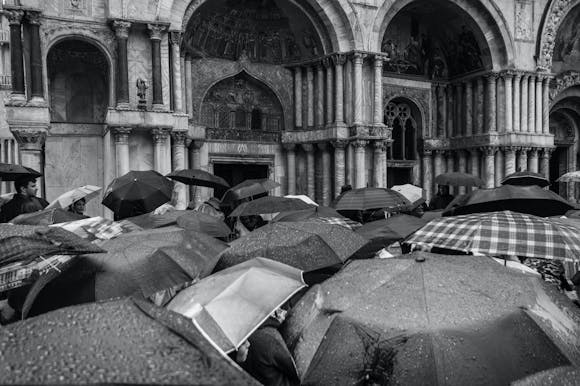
[251,109,262,130]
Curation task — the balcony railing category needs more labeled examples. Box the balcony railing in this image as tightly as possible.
[0,30,9,44]
[0,74,11,89]
[0,137,19,195]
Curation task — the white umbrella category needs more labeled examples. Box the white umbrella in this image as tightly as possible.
[557,171,580,183]
[284,195,318,206]
[46,185,102,210]
[391,184,425,203]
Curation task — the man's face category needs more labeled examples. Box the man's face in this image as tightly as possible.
[23,181,37,197]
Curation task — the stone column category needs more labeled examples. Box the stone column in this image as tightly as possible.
[353,140,367,188]
[455,83,463,136]
[422,149,433,202]
[180,54,186,114]
[540,148,552,180]
[535,76,543,134]
[542,77,550,134]
[446,150,454,173]
[318,143,331,205]
[352,53,363,125]
[151,128,170,173]
[344,60,353,125]
[185,56,193,117]
[306,66,314,128]
[171,131,187,209]
[332,140,347,197]
[303,144,315,199]
[112,20,131,108]
[513,72,521,132]
[458,150,467,194]
[373,141,386,188]
[446,86,454,137]
[520,74,529,133]
[334,54,346,125]
[486,74,497,133]
[148,24,166,109]
[315,64,324,127]
[322,58,333,126]
[437,85,447,137]
[482,147,496,188]
[294,67,302,129]
[528,74,536,133]
[495,149,504,187]
[517,147,529,172]
[169,31,183,112]
[465,80,473,136]
[504,146,516,176]
[470,149,479,178]
[112,127,131,177]
[373,54,384,125]
[190,141,203,205]
[11,129,47,195]
[503,72,513,132]
[26,11,43,101]
[475,78,484,135]
[284,144,296,195]
[4,10,24,99]
[528,148,539,173]
[434,150,445,184]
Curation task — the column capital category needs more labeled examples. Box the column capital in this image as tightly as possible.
[2,9,24,25]
[501,71,514,80]
[542,147,554,157]
[502,146,518,154]
[422,149,433,157]
[191,140,204,150]
[322,57,332,69]
[352,139,368,149]
[332,53,347,66]
[169,31,182,46]
[301,143,314,152]
[147,24,167,41]
[485,73,499,82]
[528,147,540,156]
[111,127,132,144]
[282,143,296,151]
[518,146,531,153]
[434,149,446,156]
[112,20,131,39]
[469,148,479,156]
[151,128,171,143]
[25,10,42,25]
[373,54,388,64]
[11,129,46,151]
[332,139,348,150]
[317,142,328,151]
[185,138,193,147]
[373,140,388,152]
[171,131,187,145]
[352,52,366,64]
[480,146,498,156]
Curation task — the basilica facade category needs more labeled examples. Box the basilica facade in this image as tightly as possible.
[0,0,579,216]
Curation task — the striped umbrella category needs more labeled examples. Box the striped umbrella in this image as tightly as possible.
[404,210,580,262]
[332,187,410,211]
[501,171,550,187]
[435,172,484,187]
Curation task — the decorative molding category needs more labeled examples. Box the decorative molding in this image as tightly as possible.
[205,128,280,143]
[550,71,580,101]
[111,20,131,39]
[11,129,46,151]
[26,10,42,26]
[2,9,24,25]
[537,0,579,71]
[43,19,116,56]
[147,24,166,41]
[383,84,430,138]
[514,0,534,42]
[151,128,171,143]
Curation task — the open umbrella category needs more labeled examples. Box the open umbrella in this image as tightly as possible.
[282,253,580,385]
[45,185,102,210]
[0,297,259,385]
[435,172,484,187]
[307,216,363,231]
[0,163,41,181]
[442,184,574,217]
[217,221,368,272]
[391,184,425,203]
[404,210,580,263]
[284,195,318,206]
[272,206,345,222]
[10,208,86,225]
[557,171,580,183]
[176,211,232,238]
[333,187,410,211]
[512,366,580,386]
[221,178,280,204]
[167,168,230,189]
[125,209,188,229]
[230,196,315,217]
[501,171,550,187]
[102,170,174,219]
[167,257,307,353]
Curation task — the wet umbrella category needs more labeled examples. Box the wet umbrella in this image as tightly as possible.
[102,170,174,219]
[230,196,315,217]
[10,208,86,225]
[45,185,102,210]
[442,184,574,217]
[435,172,484,187]
[176,211,232,238]
[512,366,580,386]
[0,297,259,385]
[221,178,280,204]
[557,171,580,183]
[391,184,425,203]
[168,257,307,353]
[125,209,188,229]
[217,221,368,271]
[333,187,410,211]
[282,253,580,385]
[307,216,362,231]
[501,171,550,187]
[0,163,41,180]
[404,210,580,263]
[272,206,346,222]
[167,168,230,189]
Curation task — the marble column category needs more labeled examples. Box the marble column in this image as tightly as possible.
[455,83,463,137]
[535,76,543,134]
[517,147,529,172]
[446,150,454,173]
[540,148,552,180]
[495,149,504,187]
[465,80,473,136]
[148,24,165,109]
[475,78,484,135]
[486,74,497,133]
[482,147,496,188]
[458,150,468,194]
[284,144,296,195]
[26,11,43,100]
[470,149,479,178]
[353,140,367,188]
[528,74,536,133]
[373,55,384,125]
[315,64,324,127]
[112,127,131,177]
[303,144,315,199]
[112,20,131,108]
[528,148,539,173]
[446,86,454,137]
[11,129,47,196]
[180,54,186,115]
[306,66,314,128]
[323,58,333,125]
[437,85,447,137]
[352,53,363,125]
[513,72,521,132]
[190,141,203,205]
[318,143,331,205]
[294,67,302,129]
[169,31,183,112]
[503,72,513,132]
[504,147,516,176]
[373,141,386,188]
[332,140,347,198]
[334,54,345,125]
[151,128,170,174]
[344,60,353,125]
[4,10,24,99]
[422,150,433,202]
[185,56,193,117]
[346,142,353,185]
[171,131,187,209]
[542,77,550,134]
[520,74,529,133]
[434,150,445,184]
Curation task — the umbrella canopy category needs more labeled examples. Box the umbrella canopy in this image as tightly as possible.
[167,168,230,189]
[0,163,41,181]
[442,184,574,217]
[391,184,425,203]
[501,171,550,187]
[125,209,188,229]
[307,216,362,231]
[284,194,318,206]
[512,366,580,386]
[282,253,580,385]
[333,187,410,211]
[0,297,259,385]
[221,178,280,203]
[102,170,174,219]
[176,211,232,238]
[435,172,484,187]
[557,171,580,183]
[46,185,102,210]
[167,257,306,353]
[217,221,368,271]
[272,206,345,222]
[404,210,580,263]
[10,208,86,225]
[230,196,316,217]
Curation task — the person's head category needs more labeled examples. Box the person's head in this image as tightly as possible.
[14,178,38,197]
[437,185,449,196]
[69,198,86,215]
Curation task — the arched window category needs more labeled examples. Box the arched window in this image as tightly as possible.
[385,102,417,160]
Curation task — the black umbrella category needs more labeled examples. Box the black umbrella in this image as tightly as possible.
[0,163,41,181]
[273,206,346,222]
[221,178,280,204]
[176,211,232,238]
[167,168,230,189]
[229,196,316,217]
[501,171,550,187]
[102,170,174,219]
[434,172,484,187]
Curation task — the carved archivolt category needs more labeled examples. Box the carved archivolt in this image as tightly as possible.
[383,85,430,137]
[550,70,580,101]
[537,0,580,71]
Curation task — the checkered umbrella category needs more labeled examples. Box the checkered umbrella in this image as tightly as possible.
[308,216,362,231]
[404,210,580,262]
[333,187,410,211]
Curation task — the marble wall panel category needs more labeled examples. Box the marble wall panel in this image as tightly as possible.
[128,30,152,108]
[362,63,373,124]
[129,131,154,171]
[161,34,170,110]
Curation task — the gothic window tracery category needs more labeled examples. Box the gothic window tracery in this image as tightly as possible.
[385,102,417,161]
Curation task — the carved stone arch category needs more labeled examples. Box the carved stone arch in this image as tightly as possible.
[383,89,429,138]
[549,71,580,104]
[537,0,580,71]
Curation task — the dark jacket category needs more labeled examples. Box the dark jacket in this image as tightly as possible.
[0,194,48,223]
[428,193,454,210]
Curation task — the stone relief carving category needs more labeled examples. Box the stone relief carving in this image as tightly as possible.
[550,71,580,100]
[553,4,580,72]
[42,20,116,56]
[538,0,579,71]
[515,0,534,41]
[383,85,430,137]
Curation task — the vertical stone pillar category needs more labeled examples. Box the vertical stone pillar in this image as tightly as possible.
[171,132,187,209]
[334,54,346,125]
[306,66,314,128]
[504,147,516,176]
[148,24,166,109]
[520,74,529,133]
[542,77,550,134]
[446,150,454,173]
[373,54,384,125]
[323,58,333,125]
[332,140,347,198]
[470,149,479,178]
[373,141,386,188]
[112,127,131,177]
[486,74,497,133]
[11,129,47,195]
[180,54,186,115]
[503,72,513,132]
[458,150,467,194]
[475,78,484,135]
[528,74,536,133]
[434,150,445,184]
[169,31,183,112]
[353,140,367,188]
[315,64,324,127]
[465,80,473,136]
[4,10,24,99]
[540,148,552,180]
[528,148,539,173]
[344,60,353,125]
[437,85,446,137]
[26,11,43,101]
[513,72,521,132]
[517,147,529,172]
[303,144,315,199]
[318,143,331,205]
[346,142,353,185]
[112,20,131,108]
[495,149,504,187]
[352,53,364,125]
[482,147,496,188]
[455,83,463,136]
[446,86,454,137]
[284,144,296,195]
[190,141,203,206]
[151,128,170,173]
[422,149,433,202]
[185,56,193,117]
[535,76,543,134]
[293,67,302,129]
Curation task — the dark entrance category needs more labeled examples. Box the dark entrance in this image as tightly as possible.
[549,147,568,195]
[387,167,412,188]
[213,163,269,199]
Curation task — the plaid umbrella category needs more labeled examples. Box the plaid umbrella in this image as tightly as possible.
[230,196,315,217]
[501,171,550,187]
[167,168,230,189]
[0,163,41,181]
[435,172,484,187]
[221,178,280,204]
[404,210,580,262]
[308,216,362,231]
[333,187,410,211]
